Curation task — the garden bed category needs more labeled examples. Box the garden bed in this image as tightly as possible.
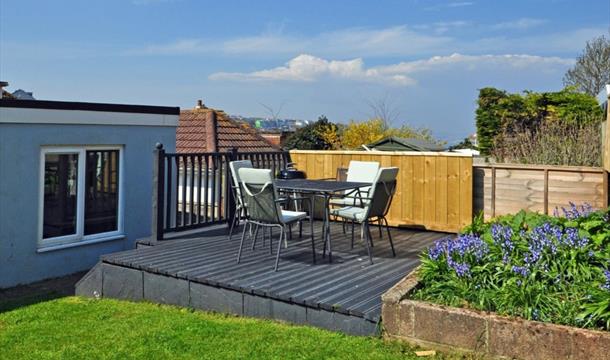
[382,204,610,359]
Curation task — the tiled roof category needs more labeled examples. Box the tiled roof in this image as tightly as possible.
[177,107,280,153]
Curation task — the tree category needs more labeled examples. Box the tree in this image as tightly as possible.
[563,35,610,96]
[449,137,477,151]
[284,116,340,150]
[366,94,400,130]
[475,87,602,156]
[340,118,439,150]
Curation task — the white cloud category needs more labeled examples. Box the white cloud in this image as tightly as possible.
[209,53,573,86]
[425,1,475,11]
[130,24,606,59]
[491,18,548,30]
[209,54,414,85]
[133,25,452,58]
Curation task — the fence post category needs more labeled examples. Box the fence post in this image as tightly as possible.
[226,147,238,229]
[151,143,165,242]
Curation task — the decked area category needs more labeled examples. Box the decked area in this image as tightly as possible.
[77,221,445,336]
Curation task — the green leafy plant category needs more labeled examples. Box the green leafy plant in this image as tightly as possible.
[413,203,610,331]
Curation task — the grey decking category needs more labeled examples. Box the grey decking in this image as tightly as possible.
[99,221,446,334]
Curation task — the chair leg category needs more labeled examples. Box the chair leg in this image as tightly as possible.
[251,224,260,250]
[361,221,374,265]
[310,217,316,264]
[383,217,396,257]
[228,210,239,241]
[378,219,383,239]
[274,227,285,271]
[269,227,273,254]
[299,220,303,238]
[367,224,375,247]
[351,220,355,249]
[237,222,249,263]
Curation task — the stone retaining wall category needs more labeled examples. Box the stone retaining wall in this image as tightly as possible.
[381,271,610,360]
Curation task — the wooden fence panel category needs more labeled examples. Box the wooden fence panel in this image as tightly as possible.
[289,150,473,233]
[474,163,608,220]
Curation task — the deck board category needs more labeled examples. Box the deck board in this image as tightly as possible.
[102,221,446,325]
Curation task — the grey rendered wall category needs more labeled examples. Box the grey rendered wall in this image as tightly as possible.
[0,123,176,288]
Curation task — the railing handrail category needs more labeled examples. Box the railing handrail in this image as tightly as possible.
[151,145,291,242]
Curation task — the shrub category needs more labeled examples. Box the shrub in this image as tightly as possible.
[475,87,603,156]
[413,204,610,330]
[491,118,602,167]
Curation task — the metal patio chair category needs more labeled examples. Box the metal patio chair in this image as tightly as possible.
[329,160,382,240]
[329,167,399,264]
[236,168,315,271]
[228,160,253,241]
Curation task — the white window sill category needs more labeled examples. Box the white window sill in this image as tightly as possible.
[37,234,125,253]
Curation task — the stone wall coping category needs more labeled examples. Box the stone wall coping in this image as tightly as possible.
[382,270,610,359]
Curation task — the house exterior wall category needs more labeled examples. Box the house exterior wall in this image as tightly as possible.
[0,111,176,288]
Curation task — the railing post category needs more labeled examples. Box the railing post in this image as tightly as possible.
[151,143,166,242]
[226,148,238,229]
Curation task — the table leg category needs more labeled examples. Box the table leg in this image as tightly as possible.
[324,195,332,263]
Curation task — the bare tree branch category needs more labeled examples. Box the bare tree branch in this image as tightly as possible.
[365,93,400,129]
[563,34,610,96]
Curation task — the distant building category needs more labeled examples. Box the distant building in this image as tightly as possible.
[259,131,293,149]
[11,89,36,100]
[177,100,279,153]
[366,136,446,152]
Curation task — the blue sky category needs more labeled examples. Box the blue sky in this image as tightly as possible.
[1,0,608,142]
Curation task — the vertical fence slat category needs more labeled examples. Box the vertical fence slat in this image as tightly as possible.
[189,155,195,225]
[211,154,217,222]
[203,154,209,223]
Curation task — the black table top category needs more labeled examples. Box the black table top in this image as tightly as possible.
[275,179,370,194]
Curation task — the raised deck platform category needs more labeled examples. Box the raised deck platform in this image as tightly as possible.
[77,222,445,335]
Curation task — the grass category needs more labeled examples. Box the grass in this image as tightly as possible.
[0,296,454,360]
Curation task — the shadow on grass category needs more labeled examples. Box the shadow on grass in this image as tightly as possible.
[0,271,86,313]
[0,291,67,313]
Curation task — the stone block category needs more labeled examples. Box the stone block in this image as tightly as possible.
[271,300,307,325]
[243,294,272,319]
[189,282,242,315]
[143,273,189,307]
[570,327,610,360]
[75,263,103,298]
[102,264,143,301]
[307,307,337,331]
[488,315,572,360]
[413,302,486,351]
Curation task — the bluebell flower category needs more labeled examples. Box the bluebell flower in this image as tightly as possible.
[560,202,593,220]
[511,265,530,277]
[601,269,610,291]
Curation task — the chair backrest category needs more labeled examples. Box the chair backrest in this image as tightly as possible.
[365,167,399,218]
[346,161,379,194]
[238,168,282,224]
[346,161,379,182]
[229,160,253,205]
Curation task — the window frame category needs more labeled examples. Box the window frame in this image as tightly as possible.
[38,145,124,248]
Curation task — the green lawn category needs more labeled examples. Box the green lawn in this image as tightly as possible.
[0,297,450,359]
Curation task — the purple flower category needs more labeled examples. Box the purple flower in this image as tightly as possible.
[512,265,530,277]
[427,234,487,277]
[491,224,514,263]
[601,270,610,291]
[559,202,594,220]
[427,237,449,260]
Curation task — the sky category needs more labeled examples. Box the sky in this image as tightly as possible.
[1,0,609,142]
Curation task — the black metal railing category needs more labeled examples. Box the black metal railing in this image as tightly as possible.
[152,145,291,241]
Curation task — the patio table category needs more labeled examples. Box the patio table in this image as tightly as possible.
[275,179,370,262]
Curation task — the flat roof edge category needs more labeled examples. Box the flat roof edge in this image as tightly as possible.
[0,99,180,115]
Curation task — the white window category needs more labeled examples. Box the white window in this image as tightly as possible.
[39,146,124,248]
